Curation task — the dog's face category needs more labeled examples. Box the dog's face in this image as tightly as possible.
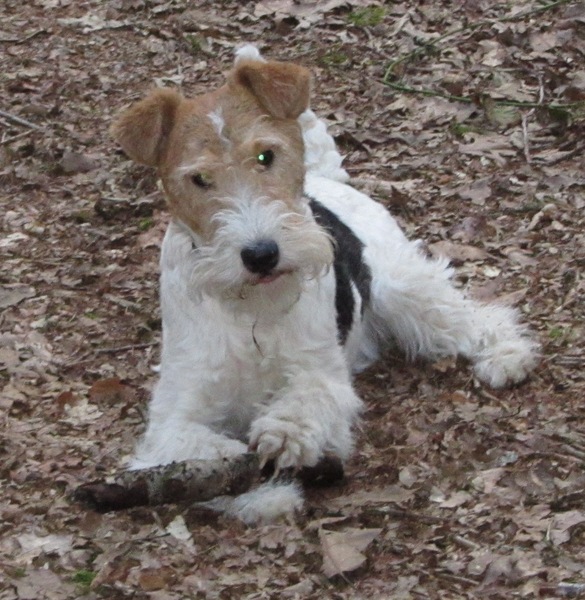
[112,59,333,313]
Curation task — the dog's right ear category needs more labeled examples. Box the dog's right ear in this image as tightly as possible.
[111,88,182,167]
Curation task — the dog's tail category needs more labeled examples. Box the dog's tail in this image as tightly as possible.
[201,480,305,525]
[298,109,350,183]
[235,43,349,184]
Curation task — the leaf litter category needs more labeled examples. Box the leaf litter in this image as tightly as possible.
[1,0,584,598]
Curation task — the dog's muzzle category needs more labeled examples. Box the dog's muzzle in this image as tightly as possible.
[240,239,280,275]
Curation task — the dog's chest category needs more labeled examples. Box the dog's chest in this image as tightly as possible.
[228,329,287,395]
[207,322,294,436]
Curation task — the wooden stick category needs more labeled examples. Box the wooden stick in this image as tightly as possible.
[73,453,345,512]
[0,130,35,146]
[74,454,260,511]
[0,109,43,131]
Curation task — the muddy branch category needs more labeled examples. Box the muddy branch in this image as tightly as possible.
[74,453,345,512]
[74,453,260,512]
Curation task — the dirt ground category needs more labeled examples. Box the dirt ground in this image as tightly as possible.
[1,1,584,598]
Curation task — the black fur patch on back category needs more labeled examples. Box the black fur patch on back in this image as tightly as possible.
[307,196,372,345]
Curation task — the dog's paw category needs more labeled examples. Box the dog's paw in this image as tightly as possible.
[130,432,248,470]
[198,436,249,461]
[473,337,539,388]
[248,415,322,471]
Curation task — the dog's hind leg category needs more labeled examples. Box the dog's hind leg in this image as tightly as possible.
[366,239,538,388]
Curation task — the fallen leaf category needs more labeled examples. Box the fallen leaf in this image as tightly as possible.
[439,490,472,508]
[481,554,516,586]
[58,13,128,33]
[457,180,492,205]
[331,484,415,508]
[0,285,36,310]
[398,466,418,488]
[429,240,489,264]
[138,567,172,591]
[458,133,516,165]
[17,533,73,565]
[55,390,78,411]
[60,151,98,174]
[89,377,135,405]
[549,510,585,546]
[472,468,506,494]
[15,569,76,600]
[319,527,382,578]
[166,515,195,549]
[449,215,490,242]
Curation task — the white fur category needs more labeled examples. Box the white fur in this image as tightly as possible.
[299,109,349,183]
[202,481,304,525]
[129,48,538,524]
[184,198,333,315]
[235,43,266,64]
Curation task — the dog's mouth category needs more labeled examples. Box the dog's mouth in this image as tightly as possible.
[251,269,292,285]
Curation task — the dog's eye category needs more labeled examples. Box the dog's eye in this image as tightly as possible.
[256,150,274,168]
[192,173,212,189]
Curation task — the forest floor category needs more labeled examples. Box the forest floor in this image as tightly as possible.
[1,0,584,598]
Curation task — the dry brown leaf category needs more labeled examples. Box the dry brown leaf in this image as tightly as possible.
[428,240,489,264]
[319,527,382,578]
[0,285,36,309]
[549,510,585,546]
[88,377,135,405]
[472,468,507,494]
[60,151,98,174]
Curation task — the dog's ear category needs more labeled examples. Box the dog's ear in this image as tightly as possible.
[231,60,311,120]
[111,88,182,167]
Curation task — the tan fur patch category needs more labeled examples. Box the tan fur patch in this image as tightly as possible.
[112,60,312,242]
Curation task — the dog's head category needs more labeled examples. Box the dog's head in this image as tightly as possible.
[112,55,333,313]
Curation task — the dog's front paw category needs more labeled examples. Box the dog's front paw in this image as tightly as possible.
[473,337,538,388]
[130,431,248,470]
[200,436,249,461]
[248,415,322,471]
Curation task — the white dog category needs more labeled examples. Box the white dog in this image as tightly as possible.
[111,46,537,523]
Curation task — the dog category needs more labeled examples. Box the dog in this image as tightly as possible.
[111,45,538,524]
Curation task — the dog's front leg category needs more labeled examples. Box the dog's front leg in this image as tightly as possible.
[248,369,362,472]
[129,374,250,470]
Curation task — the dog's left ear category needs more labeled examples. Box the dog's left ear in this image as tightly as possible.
[231,60,311,120]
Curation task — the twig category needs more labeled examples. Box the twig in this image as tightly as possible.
[382,81,583,111]
[0,109,43,131]
[452,534,480,550]
[73,454,260,511]
[383,81,472,104]
[73,454,345,511]
[0,130,35,146]
[436,571,481,587]
[383,506,443,525]
[384,0,575,81]
[521,78,544,164]
[502,0,576,22]
[383,0,578,111]
[383,22,484,82]
[536,141,585,166]
[64,342,158,367]
[94,342,157,356]
[0,29,47,45]
[521,113,532,163]
[540,582,585,598]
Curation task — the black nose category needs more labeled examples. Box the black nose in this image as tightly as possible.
[240,240,280,274]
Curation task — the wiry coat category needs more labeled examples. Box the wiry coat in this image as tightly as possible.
[111,46,537,523]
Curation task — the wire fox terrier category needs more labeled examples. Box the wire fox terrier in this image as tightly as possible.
[112,46,538,523]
